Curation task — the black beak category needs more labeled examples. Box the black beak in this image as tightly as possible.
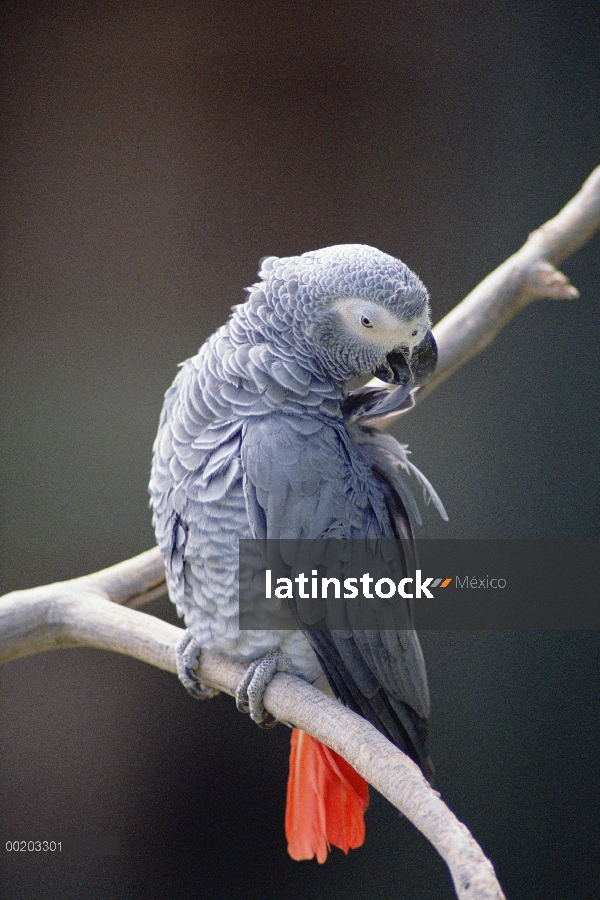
[372,330,438,386]
[408,330,438,386]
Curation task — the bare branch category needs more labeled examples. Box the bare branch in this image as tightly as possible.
[368,164,600,420]
[0,557,504,899]
[0,549,171,670]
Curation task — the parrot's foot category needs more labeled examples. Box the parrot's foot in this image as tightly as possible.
[175,631,219,700]
[235,649,297,728]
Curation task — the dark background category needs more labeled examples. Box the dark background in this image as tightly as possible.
[1,2,599,898]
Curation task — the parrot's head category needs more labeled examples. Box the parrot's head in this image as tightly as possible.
[256,244,437,388]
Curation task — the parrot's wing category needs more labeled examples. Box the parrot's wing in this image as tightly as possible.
[241,413,431,773]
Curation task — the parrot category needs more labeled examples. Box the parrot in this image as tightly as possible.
[149,244,446,863]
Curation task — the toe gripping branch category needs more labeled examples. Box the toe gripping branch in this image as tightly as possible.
[236,649,298,728]
[176,631,220,700]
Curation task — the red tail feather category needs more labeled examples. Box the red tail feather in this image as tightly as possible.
[285,727,369,863]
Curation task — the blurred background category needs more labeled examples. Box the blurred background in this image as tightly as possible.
[1,2,599,898]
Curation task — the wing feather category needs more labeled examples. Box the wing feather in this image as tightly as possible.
[241,413,431,772]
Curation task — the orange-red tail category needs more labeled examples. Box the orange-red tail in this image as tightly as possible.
[285,727,369,863]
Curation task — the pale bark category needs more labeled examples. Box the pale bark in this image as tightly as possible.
[368,163,600,420]
[3,165,600,898]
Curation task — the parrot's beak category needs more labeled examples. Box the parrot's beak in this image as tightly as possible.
[373,330,438,386]
[407,330,438,386]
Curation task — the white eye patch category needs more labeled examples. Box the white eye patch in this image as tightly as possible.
[331,298,429,353]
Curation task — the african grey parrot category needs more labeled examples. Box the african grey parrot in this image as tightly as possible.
[149,244,446,862]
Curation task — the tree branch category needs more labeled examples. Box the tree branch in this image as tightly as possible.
[0,549,504,899]
[369,164,600,418]
[0,548,170,668]
[4,166,600,898]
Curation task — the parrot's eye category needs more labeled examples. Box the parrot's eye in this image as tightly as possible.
[361,316,373,328]
[411,329,418,337]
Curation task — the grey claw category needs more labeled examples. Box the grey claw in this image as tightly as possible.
[235,649,296,726]
[176,631,219,700]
